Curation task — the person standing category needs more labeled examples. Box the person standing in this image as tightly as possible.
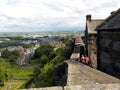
[84,55,90,65]
[81,55,85,63]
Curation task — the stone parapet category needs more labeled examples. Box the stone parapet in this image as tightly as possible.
[23,83,120,90]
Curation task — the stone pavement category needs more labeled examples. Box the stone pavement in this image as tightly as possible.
[23,83,120,90]
[66,60,120,86]
[23,60,120,90]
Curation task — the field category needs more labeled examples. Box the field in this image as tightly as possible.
[0,59,34,90]
[1,80,27,90]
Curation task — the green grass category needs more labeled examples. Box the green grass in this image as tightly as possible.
[2,60,34,79]
[11,67,33,79]
[1,80,27,90]
[0,58,34,89]
[9,84,19,90]
[29,58,41,66]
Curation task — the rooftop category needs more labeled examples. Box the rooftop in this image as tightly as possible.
[87,19,104,34]
[96,8,120,30]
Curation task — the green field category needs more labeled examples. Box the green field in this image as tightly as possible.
[4,60,34,79]
[0,58,34,89]
[29,58,41,66]
[1,80,27,90]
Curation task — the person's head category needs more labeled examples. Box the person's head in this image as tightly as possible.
[82,55,84,57]
[84,54,87,57]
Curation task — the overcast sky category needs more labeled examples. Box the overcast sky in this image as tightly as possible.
[0,0,120,32]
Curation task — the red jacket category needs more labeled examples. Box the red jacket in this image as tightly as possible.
[84,57,89,64]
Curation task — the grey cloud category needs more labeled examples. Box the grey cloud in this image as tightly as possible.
[41,0,82,15]
[41,1,65,12]
[0,0,120,32]
[101,2,118,8]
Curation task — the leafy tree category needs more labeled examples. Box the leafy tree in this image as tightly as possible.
[35,63,54,87]
[11,49,19,58]
[33,66,41,77]
[33,47,41,58]
[0,58,10,87]
[9,55,16,62]
[40,55,49,65]
[50,55,66,65]
[61,36,71,44]
[56,47,68,58]
[48,51,57,60]
[34,44,54,58]
[23,44,34,48]
[32,37,72,88]
[1,49,10,58]
[1,49,20,62]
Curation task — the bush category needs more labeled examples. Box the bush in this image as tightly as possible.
[40,55,49,65]
[33,44,54,58]
[32,37,72,88]
[23,44,34,48]
[1,49,19,62]
[1,49,10,58]
[0,58,10,87]
[36,63,54,87]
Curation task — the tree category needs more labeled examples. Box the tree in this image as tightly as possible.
[23,44,34,48]
[40,55,49,65]
[11,50,19,58]
[1,49,10,58]
[56,47,68,58]
[61,36,71,44]
[0,58,10,87]
[33,66,41,77]
[9,55,16,62]
[34,44,54,58]
[48,51,57,60]
[31,38,73,87]
[35,63,54,87]
[34,47,41,58]
[50,55,66,65]
[1,49,20,62]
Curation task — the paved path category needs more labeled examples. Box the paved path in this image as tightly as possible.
[23,60,120,90]
[66,60,120,86]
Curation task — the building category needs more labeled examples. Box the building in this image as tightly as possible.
[85,15,104,68]
[96,8,120,78]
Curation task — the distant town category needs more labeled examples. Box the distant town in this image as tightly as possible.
[0,30,85,90]
[0,31,83,65]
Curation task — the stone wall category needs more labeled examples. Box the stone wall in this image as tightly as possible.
[23,86,62,90]
[53,62,68,86]
[88,34,97,69]
[23,83,120,90]
[23,60,120,90]
[98,31,120,78]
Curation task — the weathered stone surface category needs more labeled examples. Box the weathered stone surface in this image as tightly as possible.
[98,31,120,79]
[22,86,62,90]
[23,83,120,90]
[23,60,120,90]
[53,62,68,86]
[64,83,120,90]
[66,60,120,86]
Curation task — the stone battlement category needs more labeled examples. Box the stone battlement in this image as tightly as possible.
[23,83,120,90]
[23,60,120,90]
